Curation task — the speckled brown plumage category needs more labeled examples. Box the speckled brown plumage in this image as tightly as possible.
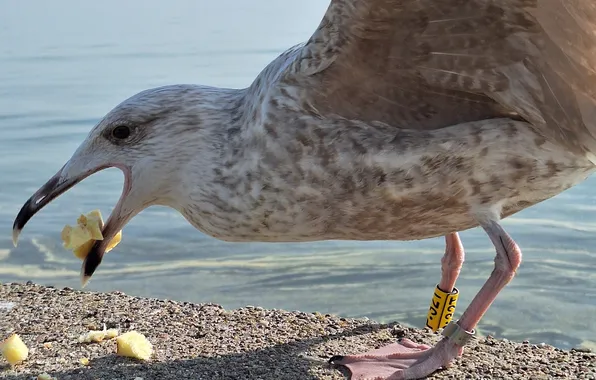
[285,0,596,157]
[11,1,596,379]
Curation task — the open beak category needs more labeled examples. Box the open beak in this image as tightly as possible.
[13,164,74,246]
[12,162,132,286]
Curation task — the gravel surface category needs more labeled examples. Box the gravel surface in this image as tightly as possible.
[0,282,594,379]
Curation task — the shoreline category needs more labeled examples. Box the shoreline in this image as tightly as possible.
[0,282,594,379]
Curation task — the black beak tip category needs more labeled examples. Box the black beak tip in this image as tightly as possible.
[12,198,35,246]
[81,241,104,287]
[14,198,32,226]
[12,174,62,246]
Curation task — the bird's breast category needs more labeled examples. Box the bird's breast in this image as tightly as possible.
[182,119,595,243]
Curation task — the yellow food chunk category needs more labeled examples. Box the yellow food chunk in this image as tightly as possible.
[61,209,122,260]
[78,330,106,343]
[116,331,153,361]
[61,210,102,249]
[79,357,90,366]
[0,334,28,366]
[37,373,57,380]
[78,325,120,343]
[105,328,119,339]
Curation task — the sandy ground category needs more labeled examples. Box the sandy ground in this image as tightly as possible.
[0,282,594,379]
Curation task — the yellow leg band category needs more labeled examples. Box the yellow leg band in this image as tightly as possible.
[425,285,459,332]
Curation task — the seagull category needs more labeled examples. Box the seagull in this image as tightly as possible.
[12,0,596,378]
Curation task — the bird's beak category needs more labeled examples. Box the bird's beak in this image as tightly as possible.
[12,160,132,286]
[12,164,79,246]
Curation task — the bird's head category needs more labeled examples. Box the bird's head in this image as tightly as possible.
[12,84,236,284]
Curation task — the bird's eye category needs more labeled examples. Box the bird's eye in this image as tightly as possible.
[111,125,131,140]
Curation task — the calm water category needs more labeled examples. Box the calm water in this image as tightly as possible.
[1,0,596,351]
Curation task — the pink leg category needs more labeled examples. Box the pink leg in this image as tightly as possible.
[330,221,522,380]
[456,221,521,331]
[439,232,465,293]
[424,233,465,331]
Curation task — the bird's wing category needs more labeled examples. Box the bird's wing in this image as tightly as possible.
[281,0,596,155]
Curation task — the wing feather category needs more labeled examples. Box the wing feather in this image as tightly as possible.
[281,0,596,155]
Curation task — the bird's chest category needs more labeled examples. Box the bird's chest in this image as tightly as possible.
[181,121,595,243]
[189,160,593,243]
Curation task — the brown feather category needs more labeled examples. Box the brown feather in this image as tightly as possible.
[282,0,596,157]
